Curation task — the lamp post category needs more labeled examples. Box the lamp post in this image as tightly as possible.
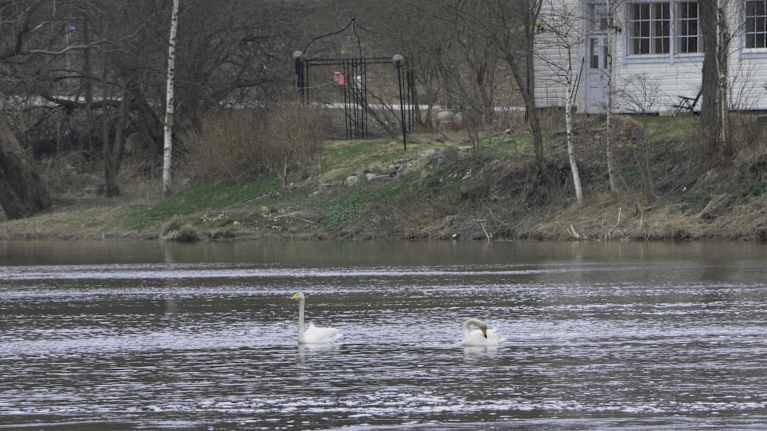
[393,54,407,151]
[293,50,305,102]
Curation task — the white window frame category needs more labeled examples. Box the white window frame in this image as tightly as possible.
[589,2,610,33]
[626,1,671,56]
[744,0,767,51]
[676,1,703,54]
[623,0,705,63]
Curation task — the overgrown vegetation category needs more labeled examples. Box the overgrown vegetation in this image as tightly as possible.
[3,113,766,243]
[188,104,324,184]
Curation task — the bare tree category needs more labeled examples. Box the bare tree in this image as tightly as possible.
[605,0,620,192]
[538,0,583,204]
[433,0,500,149]
[489,0,545,168]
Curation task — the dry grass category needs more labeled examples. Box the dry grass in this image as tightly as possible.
[3,114,767,242]
[187,104,325,184]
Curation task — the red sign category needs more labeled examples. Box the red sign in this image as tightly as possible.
[334,71,346,87]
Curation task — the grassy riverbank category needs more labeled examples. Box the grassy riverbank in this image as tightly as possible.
[2,115,767,242]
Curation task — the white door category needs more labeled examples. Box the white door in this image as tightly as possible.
[586,36,609,113]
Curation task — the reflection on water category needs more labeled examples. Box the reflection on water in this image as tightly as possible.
[1,241,767,430]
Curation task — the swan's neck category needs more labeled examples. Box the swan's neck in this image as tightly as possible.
[298,297,305,335]
[464,318,485,331]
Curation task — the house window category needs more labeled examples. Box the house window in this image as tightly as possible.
[677,2,702,53]
[628,2,670,55]
[590,3,609,32]
[745,0,767,49]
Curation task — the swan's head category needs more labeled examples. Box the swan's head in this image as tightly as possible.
[291,292,305,301]
[464,318,489,338]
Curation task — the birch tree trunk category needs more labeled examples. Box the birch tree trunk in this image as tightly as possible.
[605,0,619,193]
[565,61,583,205]
[162,0,180,197]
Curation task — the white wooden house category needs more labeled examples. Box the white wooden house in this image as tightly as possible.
[536,0,767,114]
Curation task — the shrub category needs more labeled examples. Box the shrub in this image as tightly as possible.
[264,102,324,186]
[160,218,200,242]
[187,110,268,181]
[729,113,765,156]
[188,103,324,184]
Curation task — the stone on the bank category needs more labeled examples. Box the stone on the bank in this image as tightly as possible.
[345,175,360,187]
[365,173,392,183]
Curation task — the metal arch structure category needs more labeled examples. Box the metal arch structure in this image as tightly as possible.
[292,19,416,150]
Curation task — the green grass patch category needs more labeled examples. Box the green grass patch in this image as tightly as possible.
[635,115,699,144]
[481,134,536,160]
[124,178,280,229]
[322,139,400,170]
[748,182,767,197]
[318,182,404,230]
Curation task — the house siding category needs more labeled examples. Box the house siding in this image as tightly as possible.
[535,0,767,113]
[535,0,584,111]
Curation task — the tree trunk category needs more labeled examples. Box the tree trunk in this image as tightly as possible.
[526,6,544,167]
[163,0,181,197]
[528,95,544,164]
[103,87,130,197]
[504,0,544,169]
[0,122,51,219]
[717,3,731,156]
[565,55,583,205]
[606,0,619,193]
[700,0,729,158]
[82,11,94,156]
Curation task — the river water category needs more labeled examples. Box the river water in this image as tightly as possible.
[1,240,767,430]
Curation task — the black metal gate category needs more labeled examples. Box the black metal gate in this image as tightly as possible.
[292,20,416,149]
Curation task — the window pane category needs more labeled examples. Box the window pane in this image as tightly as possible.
[657,38,669,54]
[591,39,599,68]
[747,34,756,49]
[628,2,673,55]
[757,34,766,49]
[641,4,650,20]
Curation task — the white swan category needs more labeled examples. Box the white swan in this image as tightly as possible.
[463,318,504,346]
[291,292,340,344]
